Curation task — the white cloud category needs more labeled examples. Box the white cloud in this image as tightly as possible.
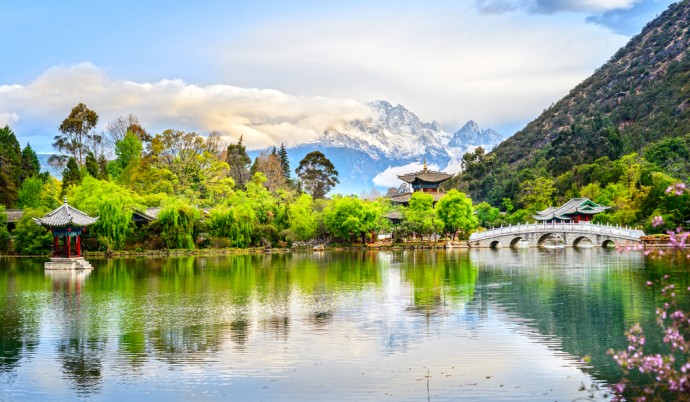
[0,112,19,127]
[0,63,374,150]
[476,0,639,14]
[214,7,629,133]
[372,162,442,189]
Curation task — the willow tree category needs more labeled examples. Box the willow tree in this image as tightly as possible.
[208,203,255,248]
[288,193,317,241]
[68,176,142,251]
[158,200,201,249]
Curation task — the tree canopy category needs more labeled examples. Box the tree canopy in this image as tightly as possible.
[296,151,339,199]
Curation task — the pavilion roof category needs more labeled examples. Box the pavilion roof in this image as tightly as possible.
[398,170,453,184]
[33,199,99,227]
[390,191,447,204]
[533,198,610,221]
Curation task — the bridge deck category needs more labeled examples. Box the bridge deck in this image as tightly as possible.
[470,222,645,243]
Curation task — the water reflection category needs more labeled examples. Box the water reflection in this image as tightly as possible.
[0,249,686,401]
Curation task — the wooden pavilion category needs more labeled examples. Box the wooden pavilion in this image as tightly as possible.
[389,161,453,206]
[34,198,98,270]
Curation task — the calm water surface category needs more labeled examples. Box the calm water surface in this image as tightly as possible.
[1,248,688,401]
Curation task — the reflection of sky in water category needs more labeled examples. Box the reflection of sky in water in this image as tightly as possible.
[0,248,664,401]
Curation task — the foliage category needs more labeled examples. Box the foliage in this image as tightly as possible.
[278,143,290,180]
[207,203,255,248]
[404,192,444,239]
[111,130,143,181]
[85,151,100,179]
[289,194,317,241]
[54,102,99,166]
[17,176,44,209]
[436,190,477,239]
[67,176,142,251]
[225,136,251,190]
[252,150,287,193]
[157,200,201,249]
[296,151,339,199]
[323,196,380,243]
[0,206,9,252]
[0,125,22,207]
[476,201,501,228]
[61,157,82,195]
[518,177,555,212]
[19,143,41,183]
[11,208,53,255]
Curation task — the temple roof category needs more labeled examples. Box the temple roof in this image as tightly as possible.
[398,170,453,184]
[534,198,610,221]
[390,192,448,204]
[33,199,99,227]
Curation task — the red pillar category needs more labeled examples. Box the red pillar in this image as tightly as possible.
[67,235,71,258]
[54,236,59,256]
[77,235,81,257]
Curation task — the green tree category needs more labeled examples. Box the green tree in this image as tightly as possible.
[61,157,82,195]
[278,143,290,180]
[436,190,478,239]
[0,206,9,252]
[0,125,22,207]
[115,131,143,170]
[12,208,53,255]
[208,203,255,248]
[19,143,41,183]
[17,176,44,209]
[225,136,252,190]
[518,177,555,212]
[85,151,100,178]
[475,201,500,228]
[54,102,99,165]
[296,151,339,199]
[157,200,201,249]
[323,196,378,243]
[403,192,444,240]
[288,193,317,241]
[68,176,142,251]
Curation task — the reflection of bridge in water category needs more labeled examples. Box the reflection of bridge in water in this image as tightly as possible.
[469,222,645,248]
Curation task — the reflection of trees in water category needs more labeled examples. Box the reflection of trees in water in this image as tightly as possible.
[469,248,657,384]
[149,324,222,364]
[57,337,104,394]
[0,259,45,372]
[400,250,478,315]
[260,316,290,341]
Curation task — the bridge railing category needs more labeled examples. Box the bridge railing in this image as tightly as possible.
[468,221,645,241]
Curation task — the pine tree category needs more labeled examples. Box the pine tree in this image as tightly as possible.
[0,126,22,207]
[278,143,290,179]
[61,157,82,195]
[19,143,41,184]
[226,136,251,189]
[85,151,100,178]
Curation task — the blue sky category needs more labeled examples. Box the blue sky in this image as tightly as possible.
[0,0,677,153]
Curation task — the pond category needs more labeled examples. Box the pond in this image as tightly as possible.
[0,248,688,401]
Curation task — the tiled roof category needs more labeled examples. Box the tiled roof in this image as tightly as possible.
[390,191,447,204]
[398,170,453,184]
[33,200,98,227]
[5,209,23,223]
[534,198,610,221]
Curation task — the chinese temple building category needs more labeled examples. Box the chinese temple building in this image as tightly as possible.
[34,198,98,270]
[389,161,453,206]
[533,198,610,223]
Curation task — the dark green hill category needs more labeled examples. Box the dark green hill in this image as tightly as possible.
[450,0,690,207]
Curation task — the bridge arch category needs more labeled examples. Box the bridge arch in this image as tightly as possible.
[509,237,529,248]
[573,236,594,247]
[537,233,565,247]
[602,239,617,248]
[489,240,502,249]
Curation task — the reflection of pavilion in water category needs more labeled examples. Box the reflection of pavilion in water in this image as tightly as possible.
[45,269,92,293]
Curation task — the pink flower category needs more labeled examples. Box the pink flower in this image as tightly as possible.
[652,216,664,227]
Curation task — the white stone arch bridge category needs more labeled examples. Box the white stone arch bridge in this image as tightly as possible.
[469,222,645,248]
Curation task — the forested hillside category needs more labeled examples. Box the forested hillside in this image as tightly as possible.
[449,0,690,229]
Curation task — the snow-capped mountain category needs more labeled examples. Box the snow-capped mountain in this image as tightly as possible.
[279,100,504,194]
[448,120,503,149]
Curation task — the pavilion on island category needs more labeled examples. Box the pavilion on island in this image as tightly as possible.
[533,198,610,223]
[389,161,453,206]
[34,198,98,270]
